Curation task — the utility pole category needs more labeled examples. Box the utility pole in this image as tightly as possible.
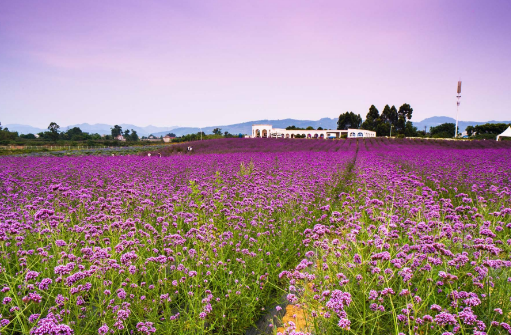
[455,80,462,138]
[390,125,393,137]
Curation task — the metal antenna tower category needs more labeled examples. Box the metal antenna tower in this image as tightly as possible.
[455,80,462,138]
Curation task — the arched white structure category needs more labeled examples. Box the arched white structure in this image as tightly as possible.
[348,129,376,138]
[252,125,274,138]
[251,125,376,139]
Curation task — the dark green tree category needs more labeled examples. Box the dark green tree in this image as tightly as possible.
[67,127,83,136]
[403,121,418,137]
[366,104,417,137]
[472,123,510,136]
[381,105,398,125]
[111,125,122,138]
[64,127,86,141]
[0,122,19,142]
[317,127,323,130]
[361,105,380,131]
[48,122,60,133]
[130,129,139,141]
[371,105,393,136]
[47,122,60,142]
[337,112,362,130]
[123,129,131,140]
[396,103,413,133]
[212,128,222,135]
[367,104,380,120]
[306,126,314,130]
[376,123,391,137]
[416,130,427,137]
[430,123,456,138]
[466,126,475,137]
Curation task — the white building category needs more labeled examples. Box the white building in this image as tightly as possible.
[347,129,376,138]
[163,135,175,143]
[251,124,375,139]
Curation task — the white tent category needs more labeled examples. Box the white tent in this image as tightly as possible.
[496,126,511,141]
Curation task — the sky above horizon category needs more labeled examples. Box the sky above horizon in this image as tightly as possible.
[1,0,511,128]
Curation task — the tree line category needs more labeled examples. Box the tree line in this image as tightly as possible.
[0,122,144,145]
[337,104,417,137]
[285,126,324,130]
[466,123,510,139]
[336,106,510,139]
[211,128,241,137]
[109,125,140,141]
[172,128,243,143]
[41,123,141,142]
[0,121,249,146]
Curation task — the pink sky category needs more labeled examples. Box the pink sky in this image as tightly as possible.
[1,0,510,128]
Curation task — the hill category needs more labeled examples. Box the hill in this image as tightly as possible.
[152,118,338,137]
[65,123,178,136]
[154,116,511,137]
[1,124,47,135]
[414,117,511,133]
[5,117,511,137]
[4,123,178,136]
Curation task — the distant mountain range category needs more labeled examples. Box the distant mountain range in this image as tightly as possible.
[3,123,178,137]
[153,116,511,137]
[4,117,510,137]
[412,117,511,133]
[153,118,339,137]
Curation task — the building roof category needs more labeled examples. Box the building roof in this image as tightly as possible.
[497,126,511,140]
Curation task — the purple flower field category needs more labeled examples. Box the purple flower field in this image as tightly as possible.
[156,138,511,156]
[0,138,510,334]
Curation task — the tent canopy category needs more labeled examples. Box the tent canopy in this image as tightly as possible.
[496,126,511,141]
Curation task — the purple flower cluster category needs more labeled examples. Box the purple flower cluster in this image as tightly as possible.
[29,312,74,335]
